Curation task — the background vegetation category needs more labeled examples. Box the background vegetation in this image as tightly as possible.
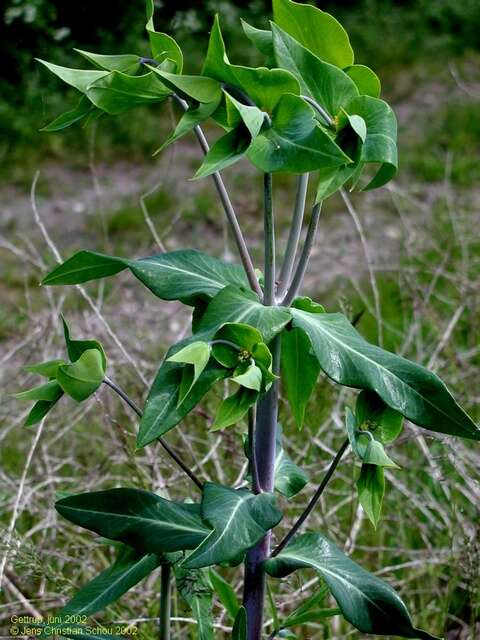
[1,1,479,638]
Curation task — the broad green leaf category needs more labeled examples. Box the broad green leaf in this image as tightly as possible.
[62,316,107,370]
[183,483,282,569]
[211,387,258,431]
[57,349,105,402]
[315,163,358,202]
[86,70,171,115]
[208,569,240,620]
[155,97,221,154]
[241,20,274,61]
[75,50,142,74]
[202,15,299,112]
[265,533,439,639]
[346,114,367,143]
[56,489,210,554]
[174,565,214,640]
[41,96,95,132]
[252,342,277,391]
[274,431,309,498]
[147,68,221,103]
[292,297,325,314]
[281,328,320,429]
[224,92,266,138]
[167,341,212,403]
[194,127,251,179]
[24,359,67,378]
[356,390,403,443]
[231,363,262,392]
[357,464,384,528]
[36,59,108,93]
[24,396,63,427]
[345,64,381,98]
[43,250,249,307]
[272,0,354,68]
[232,607,247,640]
[62,546,161,616]
[343,95,397,190]
[14,380,63,402]
[248,94,351,173]
[290,309,480,441]
[139,359,228,447]
[212,323,263,368]
[145,0,183,72]
[197,286,291,344]
[272,24,359,117]
[362,439,399,469]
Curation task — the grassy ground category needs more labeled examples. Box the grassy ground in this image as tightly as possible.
[1,43,480,640]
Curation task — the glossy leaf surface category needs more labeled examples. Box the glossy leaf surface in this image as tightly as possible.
[194,127,251,179]
[75,50,142,74]
[41,96,95,132]
[291,309,480,440]
[357,464,385,528]
[274,431,309,498]
[232,607,247,640]
[265,533,439,639]
[148,68,221,103]
[56,489,210,554]
[57,349,105,402]
[211,387,258,431]
[183,483,282,569]
[37,59,108,93]
[344,64,381,98]
[145,0,183,72]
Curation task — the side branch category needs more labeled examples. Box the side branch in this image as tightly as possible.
[102,377,203,491]
[173,95,262,298]
[271,438,349,556]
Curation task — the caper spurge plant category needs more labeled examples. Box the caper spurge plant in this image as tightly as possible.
[18,0,480,638]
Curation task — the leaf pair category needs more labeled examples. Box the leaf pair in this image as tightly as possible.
[15,318,106,425]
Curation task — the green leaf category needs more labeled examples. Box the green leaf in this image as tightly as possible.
[75,50,142,74]
[147,68,221,103]
[212,323,263,368]
[274,430,309,498]
[174,565,214,640]
[231,363,262,392]
[198,286,291,344]
[357,464,384,528]
[281,586,339,629]
[241,20,274,61]
[281,328,320,429]
[343,95,398,190]
[24,396,63,426]
[139,358,228,447]
[41,96,96,132]
[344,64,381,98]
[86,70,171,115]
[232,607,247,640]
[56,349,104,402]
[145,0,183,72]
[224,92,266,138]
[356,390,403,443]
[247,94,351,173]
[36,59,108,93]
[24,359,67,378]
[43,250,249,307]
[14,380,63,402]
[183,483,282,569]
[61,316,107,370]
[194,127,251,179]
[362,439,399,469]
[62,546,161,616]
[56,489,210,554]
[265,533,439,640]
[211,387,258,431]
[155,97,221,154]
[272,24,359,117]
[167,341,212,403]
[272,0,354,68]
[290,309,480,441]
[346,114,367,143]
[208,569,240,620]
[202,15,299,112]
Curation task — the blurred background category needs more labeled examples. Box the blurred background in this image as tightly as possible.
[1,1,479,639]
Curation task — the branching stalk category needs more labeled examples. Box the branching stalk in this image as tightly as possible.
[159,564,172,640]
[173,95,262,298]
[263,173,276,305]
[283,202,323,306]
[301,95,335,127]
[272,439,349,556]
[277,173,309,300]
[102,377,203,491]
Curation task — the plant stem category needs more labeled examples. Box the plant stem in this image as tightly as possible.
[159,564,172,640]
[301,95,335,127]
[277,173,309,301]
[272,439,349,556]
[263,173,275,305]
[102,377,203,491]
[173,95,262,298]
[282,202,323,306]
[248,407,260,494]
[242,173,279,639]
